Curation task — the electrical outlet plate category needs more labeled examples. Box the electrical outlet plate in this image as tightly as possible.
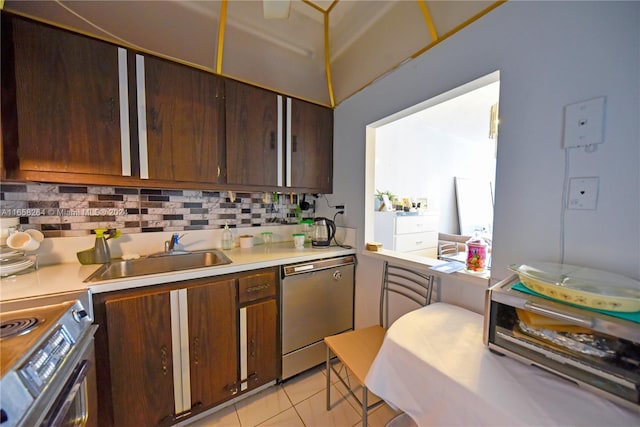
[567,177,599,210]
[562,97,606,148]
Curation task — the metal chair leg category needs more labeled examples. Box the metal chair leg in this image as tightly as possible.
[326,346,331,411]
[362,386,368,426]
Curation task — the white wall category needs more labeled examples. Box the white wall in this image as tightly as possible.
[327,1,640,326]
[375,120,495,233]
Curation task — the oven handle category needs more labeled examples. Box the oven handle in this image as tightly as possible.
[45,359,91,427]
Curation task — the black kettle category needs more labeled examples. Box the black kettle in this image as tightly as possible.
[311,217,336,247]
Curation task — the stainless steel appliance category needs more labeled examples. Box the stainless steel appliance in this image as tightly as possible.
[484,274,640,412]
[311,217,336,248]
[0,290,98,426]
[281,255,355,379]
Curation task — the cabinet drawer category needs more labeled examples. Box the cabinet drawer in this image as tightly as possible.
[395,215,438,234]
[394,231,438,252]
[239,270,277,303]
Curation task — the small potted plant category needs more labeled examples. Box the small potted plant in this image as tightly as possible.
[375,190,395,211]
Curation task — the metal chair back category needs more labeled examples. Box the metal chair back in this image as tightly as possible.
[379,262,434,328]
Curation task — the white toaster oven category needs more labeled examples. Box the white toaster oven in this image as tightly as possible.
[484,274,640,413]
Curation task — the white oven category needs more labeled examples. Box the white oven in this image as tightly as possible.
[0,290,98,427]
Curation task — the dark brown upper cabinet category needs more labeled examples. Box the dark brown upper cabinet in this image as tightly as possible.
[138,55,226,185]
[225,79,333,193]
[2,13,332,193]
[290,98,333,193]
[224,79,280,188]
[1,15,127,183]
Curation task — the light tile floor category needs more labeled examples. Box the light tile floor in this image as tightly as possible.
[186,364,415,427]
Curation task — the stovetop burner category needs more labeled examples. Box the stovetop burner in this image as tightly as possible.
[0,317,44,339]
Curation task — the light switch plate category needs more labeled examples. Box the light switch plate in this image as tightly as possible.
[563,97,606,148]
[567,177,599,210]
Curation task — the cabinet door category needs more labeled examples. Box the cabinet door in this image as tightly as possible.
[105,292,175,427]
[243,299,278,390]
[225,79,279,186]
[142,55,225,184]
[5,16,124,178]
[290,98,333,193]
[188,279,238,409]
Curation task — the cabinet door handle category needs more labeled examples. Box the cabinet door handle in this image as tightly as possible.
[292,135,298,152]
[193,336,200,365]
[217,165,221,178]
[108,97,115,123]
[118,47,132,177]
[270,131,276,150]
[246,283,271,293]
[250,338,256,358]
[150,108,158,132]
[136,54,149,179]
[160,345,169,376]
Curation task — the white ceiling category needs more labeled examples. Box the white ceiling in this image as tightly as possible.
[406,80,500,142]
[3,0,503,107]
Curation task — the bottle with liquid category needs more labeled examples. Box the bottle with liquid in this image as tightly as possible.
[222,222,233,250]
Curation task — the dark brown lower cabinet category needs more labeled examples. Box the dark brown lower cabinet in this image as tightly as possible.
[188,280,238,408]
[245,299,278,390]
[93,269,279,427]
[105,291,175,427]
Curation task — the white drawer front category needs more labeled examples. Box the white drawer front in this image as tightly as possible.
[394,231,438,252]
[395,215,438,234]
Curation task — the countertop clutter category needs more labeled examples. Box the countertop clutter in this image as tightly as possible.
[0,242,355,302]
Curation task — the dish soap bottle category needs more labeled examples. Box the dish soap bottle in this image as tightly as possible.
[93,228,111,263]
[222,222,233,250]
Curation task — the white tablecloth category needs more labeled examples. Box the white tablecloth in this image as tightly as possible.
[365,303,640,426]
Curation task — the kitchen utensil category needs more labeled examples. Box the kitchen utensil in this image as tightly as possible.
[509,262,640,312]
[76,248,96,265]
[311,217,336,248]
[0,217,19,246]
[6,231,40,252]
[293,233,305,249]
[261,232,273,248]
[93,229,111,263]
[299,194,310,211]
[0,256,35,276]
[24,229,44,243]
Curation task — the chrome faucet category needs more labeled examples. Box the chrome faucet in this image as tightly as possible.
[166,233,187,253]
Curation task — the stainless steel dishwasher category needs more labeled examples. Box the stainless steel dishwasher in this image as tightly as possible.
[281,255,355,379]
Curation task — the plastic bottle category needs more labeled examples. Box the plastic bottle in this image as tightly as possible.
[222,222,233,250]
[93,228,111,263]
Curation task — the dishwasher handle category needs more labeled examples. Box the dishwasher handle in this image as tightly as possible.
[282,255,355,276]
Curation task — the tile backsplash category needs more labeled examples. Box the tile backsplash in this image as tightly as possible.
[0,182,314,238]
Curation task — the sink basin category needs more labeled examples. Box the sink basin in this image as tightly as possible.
[84,250,232,282]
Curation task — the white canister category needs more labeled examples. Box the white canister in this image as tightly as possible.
[239,235,254,249]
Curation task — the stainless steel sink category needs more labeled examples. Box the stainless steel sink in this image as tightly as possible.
[84,250,232,282]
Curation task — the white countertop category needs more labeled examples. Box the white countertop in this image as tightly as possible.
[0,243,355,302]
